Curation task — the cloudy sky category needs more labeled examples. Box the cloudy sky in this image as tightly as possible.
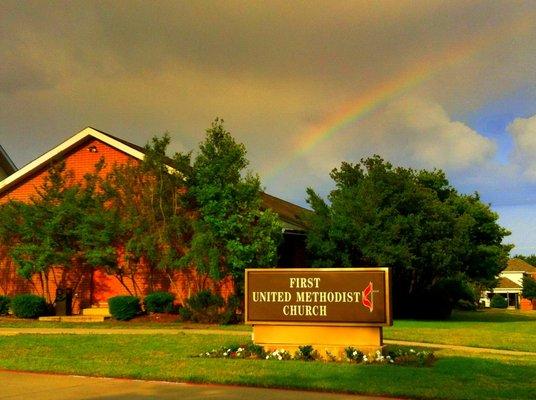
[1,1,536,255]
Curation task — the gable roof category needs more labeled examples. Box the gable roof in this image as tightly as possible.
[0,144,17,178]
[260,192,311,231]
[0,127,145,194]
[496,276,522,289]
[0,127,310,231]
[504,258,536,273]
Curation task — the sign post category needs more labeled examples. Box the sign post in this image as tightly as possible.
[245,268,392,357]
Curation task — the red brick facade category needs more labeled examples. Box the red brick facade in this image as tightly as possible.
[0,135,233,313]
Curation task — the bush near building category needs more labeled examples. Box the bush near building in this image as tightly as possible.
[490,294,508,308]
[144,292,175,313]
[108,296,141,321]
[11,294,48,318]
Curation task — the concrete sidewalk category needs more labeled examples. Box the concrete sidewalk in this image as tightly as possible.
[0,326,534,356]
[0,327,248,337]
[0,370,398,400]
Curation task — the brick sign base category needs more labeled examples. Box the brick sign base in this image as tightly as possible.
[253,324,383,357]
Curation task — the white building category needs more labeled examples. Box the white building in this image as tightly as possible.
[482,258,536,310]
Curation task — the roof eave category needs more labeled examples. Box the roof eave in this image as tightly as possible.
[0,127,146,195]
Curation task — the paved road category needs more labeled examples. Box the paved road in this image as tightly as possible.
[0,370,398,400]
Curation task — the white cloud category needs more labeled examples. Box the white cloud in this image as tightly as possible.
[508,115,536,181]
[377,97,497,170]
[298,96,496,180]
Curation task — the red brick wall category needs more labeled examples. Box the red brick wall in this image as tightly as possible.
[0,138,132,204]
[520,298,535,311]
[0,137,235,312]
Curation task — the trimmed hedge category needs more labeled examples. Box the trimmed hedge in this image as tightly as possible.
[144,291,174,313]
[108,295,140,320]
[11,294,48,318]
[490,294,508,308]
[0,295,10,315]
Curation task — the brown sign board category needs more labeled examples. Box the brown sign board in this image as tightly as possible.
[245,268,392,326]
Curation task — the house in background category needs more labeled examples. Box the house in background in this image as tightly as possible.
[0,127,310,314]
[482,258,536,310]
[0,144,17,181]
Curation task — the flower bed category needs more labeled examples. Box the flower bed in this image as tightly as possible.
[198,343,436,366]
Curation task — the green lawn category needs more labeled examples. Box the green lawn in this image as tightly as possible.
[2,309,535,352]
[383,309,536,352]
[0,333,533,400]
[0,317,250,331]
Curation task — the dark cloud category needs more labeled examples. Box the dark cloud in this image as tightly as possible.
[1,0,536,214]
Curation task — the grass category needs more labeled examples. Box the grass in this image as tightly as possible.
[2,308,535,352]
[0,316,250,331]
[0,333,534,399]
[383,309,536,352]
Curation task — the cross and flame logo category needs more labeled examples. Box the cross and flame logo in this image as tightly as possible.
[362,281,375,312]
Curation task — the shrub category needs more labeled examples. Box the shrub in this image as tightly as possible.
[219,295,241,325]
[490,294,508,308]
[0,295,10,315]
[11,294,48,318]
[144,291,174,313]
[178,306,193,321]
[108,295,140,320]
[294,345,319,361]
[344,346,364,362]
[181,290,225,323]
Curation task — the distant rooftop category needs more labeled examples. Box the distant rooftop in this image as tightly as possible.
[496,276,522,289]
[504,258,536,273]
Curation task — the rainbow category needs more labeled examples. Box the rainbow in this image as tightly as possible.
[264,13,535,180]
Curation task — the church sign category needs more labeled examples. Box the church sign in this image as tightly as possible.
[245,268,391,327]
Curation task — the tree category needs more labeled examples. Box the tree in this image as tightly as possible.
[103,134,193,295]
[0,161,119,302]
[305,156,512,318]
[522,274,536,300]
[183,119,281,295]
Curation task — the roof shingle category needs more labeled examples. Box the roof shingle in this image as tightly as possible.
[496,276,522,289]
[504,258,536,273]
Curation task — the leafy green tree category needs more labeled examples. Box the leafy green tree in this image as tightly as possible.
[103,134,193,295]
[184,119,281,295]
[522,275,536,300]
[0,161,119,302]
[306,156,512,318]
